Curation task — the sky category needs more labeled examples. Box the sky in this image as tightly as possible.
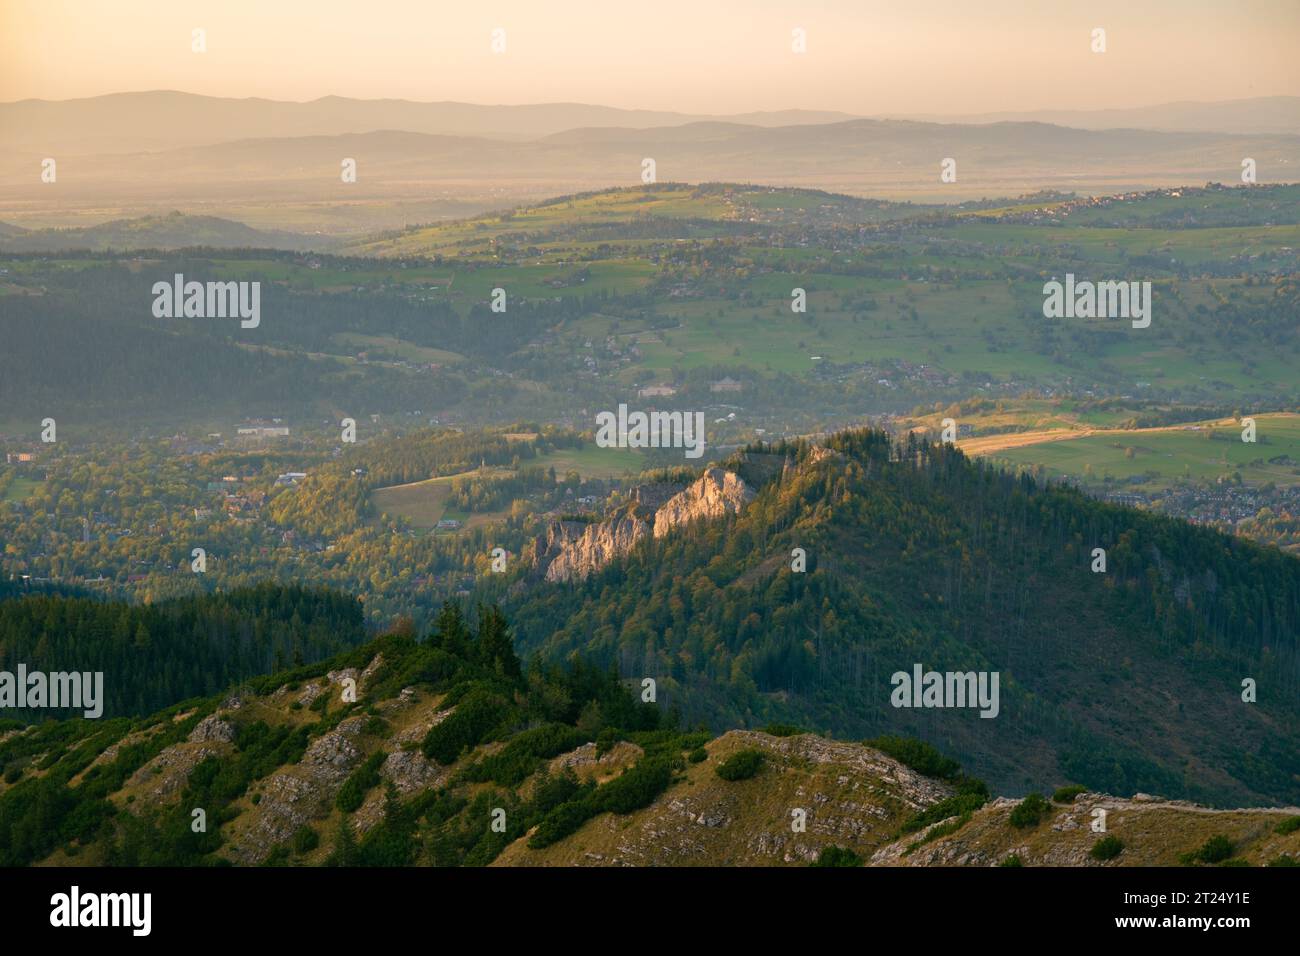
[3,0,1298,114]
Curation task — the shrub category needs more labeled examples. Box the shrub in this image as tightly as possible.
[595,757,674,814]
[595,727,620,758]
[1274,816,1300,835]
[1009,793,1050,829]
[529,799,594,849]
[715,749,765,781]
[901,792,986,834]
[530,769,586,818]
[811,846,862,867]
[421,689,513,765]
[865,735,961,780]
[336,751,386,813]
[687,747,707,763]
[1267,855,1298,867]
[1180,835,1234,865]
[764,723,804,738]
[462,723,586,786]
[903,814,970,855]
[291,825,319,854]
[1053,784,1087,804]
[1000,854,1024,867]
[261,845,291,867]
[1090,835,1124,861]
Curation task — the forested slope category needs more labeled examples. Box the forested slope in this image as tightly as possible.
[506,430,1300,806]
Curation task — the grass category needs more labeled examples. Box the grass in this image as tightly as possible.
[531,445,643,479]
[369,443,641,529]
[1,477,42,502]
[369,470,508,529]
[984,413,1300,489]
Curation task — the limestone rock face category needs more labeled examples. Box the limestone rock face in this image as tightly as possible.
[188,714,237,744]
[543,512,651,583]
[537,468,753,582]
[229,715,368,863]
[653,467,754,539]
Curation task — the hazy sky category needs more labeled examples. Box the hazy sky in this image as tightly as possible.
[3,0,1298,113]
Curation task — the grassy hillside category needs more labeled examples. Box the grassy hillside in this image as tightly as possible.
[2,183,1296,432]
[4,603,1294,868]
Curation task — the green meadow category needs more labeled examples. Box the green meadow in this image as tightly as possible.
[988,414,1300,488]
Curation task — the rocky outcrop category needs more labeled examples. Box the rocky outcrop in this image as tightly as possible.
[543,512,651,583]
[228,715,369,864]
[652,467,754,539]
[494,730,955,867]
[537,468,753,582]
[188,714,237,744]
[633,482,685,511]
[123,740,233,804]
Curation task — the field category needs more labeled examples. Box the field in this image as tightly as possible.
[970,413,1300,488]
[369,444,644,530]
[1,477,42,502]
[370,468,510,530]
[531,445,644,478]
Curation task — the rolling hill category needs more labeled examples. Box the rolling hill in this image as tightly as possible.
[0,211,324,252]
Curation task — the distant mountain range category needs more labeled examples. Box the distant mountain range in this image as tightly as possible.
[3,119,1293,205]
[0,91,859,155]
[903,96,1300,135]
[3,92,1296,156]
[1,91,1295,235]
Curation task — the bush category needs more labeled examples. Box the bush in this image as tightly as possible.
[594,757,674,814]
[764,723,804,738]
[462,723,586,787]
[865,735,961,781]
[901,792,986,834]
[291,825,319,854]
[687,747,707,763]
[1090,835,1124,861]
[1267,854,1298,867]
[336,751,386,813]
[1274,816,1300,835]
[999,854,1024,867]
[595,727,620,758]
[715,749,765,781]
[530,769,586,818]
[1009,793,1050,829]
[529,800,594,849]
[811,846,862,867]
[1180,835,1234,865]
[903,813,970,855]
[421,689,513,765]
[1053,784,1087,804]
